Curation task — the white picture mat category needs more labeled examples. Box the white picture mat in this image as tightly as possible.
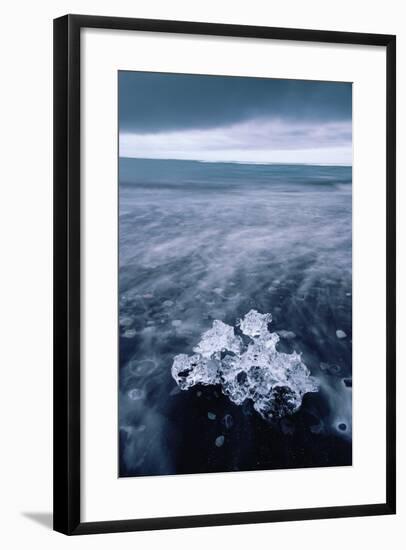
[81,28,387,522]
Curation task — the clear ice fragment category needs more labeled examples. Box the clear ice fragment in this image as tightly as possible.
[237,309,272,339]
[171,310,319,421]
[171,353,220,390]
[193,320,241,358]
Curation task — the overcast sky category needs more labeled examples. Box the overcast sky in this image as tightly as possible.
[119,71,352,165]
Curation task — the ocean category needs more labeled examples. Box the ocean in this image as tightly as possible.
[118,158,352,476]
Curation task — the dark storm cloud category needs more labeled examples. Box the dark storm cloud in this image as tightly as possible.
[119,71,352,134]
[119,72,352,164]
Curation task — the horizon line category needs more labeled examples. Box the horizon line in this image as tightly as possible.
[119,156,352,168]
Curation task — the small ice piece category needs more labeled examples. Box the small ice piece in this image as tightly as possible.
[336,329,347,339]
[207,412,216,420]
[128,388,145,401]
[170,386,182,396]
[346,292,352,297]
[238,309,272,339]
[123,328,137,338]
[163,300,174,307]
[193,320,241,359]
[171,320,182,327]
[143,293,154,299]
[277,330,296,339]
[215,435,225,447]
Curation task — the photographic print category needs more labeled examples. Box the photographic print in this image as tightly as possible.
[118,71,352,477]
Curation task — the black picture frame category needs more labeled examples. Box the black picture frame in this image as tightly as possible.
[53,14,396,536]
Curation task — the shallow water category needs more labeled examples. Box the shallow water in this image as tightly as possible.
[119,158,352,476]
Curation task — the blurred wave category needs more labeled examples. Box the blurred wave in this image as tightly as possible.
[119,158,352,476]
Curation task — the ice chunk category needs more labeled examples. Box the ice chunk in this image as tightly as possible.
[237,309,272,339]
[336,329,347,339]
[171,310,319,421]
[207,412,216,420]
[171,353,220,390]
[215,435,225,447]
[253,386,301,419]
[193,320,241,359]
